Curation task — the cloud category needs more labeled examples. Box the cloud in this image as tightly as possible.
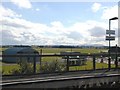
[67,31,83,40]
[89,26,105,37]
[10,0,32,9]
[50,21,64,27]
[2,19,28,28]
[1,5,118,46]
[101,5,118,20]
[92,3,101,12]
[1,16,107,45]
[0,5,22,18]
[1,30,22,45]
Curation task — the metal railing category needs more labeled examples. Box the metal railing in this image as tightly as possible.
[1,53,120,76]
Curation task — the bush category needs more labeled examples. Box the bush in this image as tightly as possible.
[40,60,66,73]
[11,59,34,75]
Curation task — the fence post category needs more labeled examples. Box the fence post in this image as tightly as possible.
[93,56,96,70]
[40,49,42,73]
[66,56,69,72]
[33,56,36,74]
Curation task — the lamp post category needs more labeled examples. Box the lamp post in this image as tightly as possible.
[108,17,118,70]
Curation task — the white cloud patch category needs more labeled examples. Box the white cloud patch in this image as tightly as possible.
[0,5,22,19]
[11,0,32,9]
[101,5,118,20]
[92,3,101,12]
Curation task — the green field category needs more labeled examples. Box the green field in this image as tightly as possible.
[34,48,107,54]
[69,61,116,71]
[0,47,107,54]
[2,64,20,75]
[2,63,41,75]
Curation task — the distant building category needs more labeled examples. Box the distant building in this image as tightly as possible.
[60,52,87,66]
[2,47,40,63]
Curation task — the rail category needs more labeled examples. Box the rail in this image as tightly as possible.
[1,73,120,88]
[1,53,120,76]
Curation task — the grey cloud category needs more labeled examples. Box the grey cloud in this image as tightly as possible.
[1,30,36,45]
[2,20,28,29]
[92,37,105,42]
[1,30,21,45]
[67,31,83,40]
[89,26,105,37]
[1,29,49,45]
[21,32,36,41]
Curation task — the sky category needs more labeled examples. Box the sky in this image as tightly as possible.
[1,0,119,46]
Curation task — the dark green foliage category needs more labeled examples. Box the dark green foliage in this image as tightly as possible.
[40,60,66,73]
[11,59,33,75]
[18,59,33,74]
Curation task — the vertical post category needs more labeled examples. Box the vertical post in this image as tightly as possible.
[93,56,96,70]
[27,56,30,63]
[66,56,69,72]
[100,56,103,63]
[106,17,118,70]
[40,49,42,73]
[33,56,36,74]
[108,19,111,70]
[115,44,118,69]
[71,48,72,52]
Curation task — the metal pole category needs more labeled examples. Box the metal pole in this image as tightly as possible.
[108,19,111,70]
[115,44,118,69]
[33,56,36,74]
[93,56,96,70]
[66,56,69,72]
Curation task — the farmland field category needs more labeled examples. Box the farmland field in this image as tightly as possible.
[0,47,108,54]
[33,47,107,54]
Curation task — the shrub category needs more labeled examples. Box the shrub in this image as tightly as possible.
[11,59,34,75]
[40,60,66,73]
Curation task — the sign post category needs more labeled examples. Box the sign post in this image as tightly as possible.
[106,29,115,70]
